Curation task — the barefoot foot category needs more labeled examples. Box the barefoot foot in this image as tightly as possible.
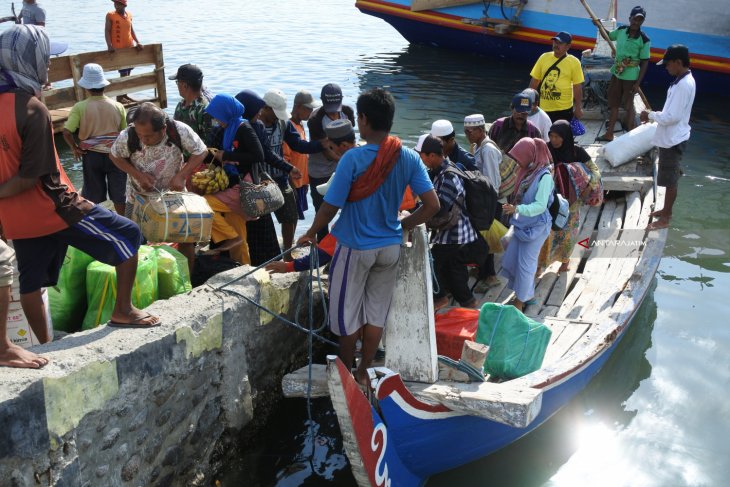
[647,218,671,230]
[0,344,49,369]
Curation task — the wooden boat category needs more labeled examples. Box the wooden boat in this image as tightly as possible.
[283,116,667,485]
[282,25,669,486]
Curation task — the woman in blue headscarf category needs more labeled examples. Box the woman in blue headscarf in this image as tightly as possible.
[202,94,266,265]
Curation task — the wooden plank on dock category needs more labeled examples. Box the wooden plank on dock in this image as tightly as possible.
[524,261,561,316]
[545,205,600,307]
[541,317,594,366]
[567,201,625,319]
[579,193,642,321]
[282,364,329,398]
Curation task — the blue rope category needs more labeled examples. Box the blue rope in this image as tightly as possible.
[211,244,336,347]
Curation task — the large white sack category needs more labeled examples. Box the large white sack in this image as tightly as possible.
[603,123,657,167]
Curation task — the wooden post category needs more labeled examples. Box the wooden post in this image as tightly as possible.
[153,44,167,109]
[384,225,439,383]
[461,340,489,371]
[70,56,84,104]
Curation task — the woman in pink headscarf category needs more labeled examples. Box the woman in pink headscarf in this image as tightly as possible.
[500,137,555,311]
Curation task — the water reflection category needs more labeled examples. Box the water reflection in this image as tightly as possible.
[357,44,532,147]
[220,398,354,486]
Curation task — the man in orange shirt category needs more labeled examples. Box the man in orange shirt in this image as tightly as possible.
[283,90,321,246]
[105,0,143,78]
[0,26,160,369]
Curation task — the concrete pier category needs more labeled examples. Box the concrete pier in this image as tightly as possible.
[0,267,325,486]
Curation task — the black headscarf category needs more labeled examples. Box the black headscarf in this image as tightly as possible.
[548,120,590,164]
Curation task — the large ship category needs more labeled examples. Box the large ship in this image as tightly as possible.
[356,0,730,93]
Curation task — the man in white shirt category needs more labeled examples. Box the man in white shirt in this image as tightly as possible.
[522,88,552,142]
[464,114,502,291]
[640,44,696,230]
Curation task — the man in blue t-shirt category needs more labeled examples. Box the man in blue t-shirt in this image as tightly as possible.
[298,88,439,388]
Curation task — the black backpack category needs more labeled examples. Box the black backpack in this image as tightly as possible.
[443,165,498,231]
[126,115,184,155]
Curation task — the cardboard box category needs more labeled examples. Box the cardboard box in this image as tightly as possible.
[5,290,52,349]
[131,192,213,243]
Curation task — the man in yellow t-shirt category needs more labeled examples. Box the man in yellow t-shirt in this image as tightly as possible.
[529,31,585,122]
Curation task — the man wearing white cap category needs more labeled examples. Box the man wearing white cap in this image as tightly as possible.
[254,89,319,255]
[62,63,128,215]
[430,119,477,170]
[464,114,503,291]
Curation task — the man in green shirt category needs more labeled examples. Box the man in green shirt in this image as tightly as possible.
[598,6,651,141]
[171,64,213,145]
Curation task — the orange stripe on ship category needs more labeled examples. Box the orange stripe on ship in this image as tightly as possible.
[356,0,730,75]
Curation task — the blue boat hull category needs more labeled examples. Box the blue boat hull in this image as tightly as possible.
[357,1,730,94]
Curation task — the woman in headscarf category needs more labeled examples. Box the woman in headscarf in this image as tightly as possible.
[231,88,291,265]
[203,94,267,265]
[500,138,555,311]
[544,120,602,272]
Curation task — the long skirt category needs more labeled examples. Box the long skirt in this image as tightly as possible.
[500,222,551,302]
[246,214,281,266]
[204,194,251,265]
[538,201,583,270]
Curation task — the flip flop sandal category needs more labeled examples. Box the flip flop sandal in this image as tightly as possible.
[107,314,162,328]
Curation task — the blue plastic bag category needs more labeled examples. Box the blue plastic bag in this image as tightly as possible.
[570,117,586,136]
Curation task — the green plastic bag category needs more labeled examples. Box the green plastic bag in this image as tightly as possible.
[48,247,95,332]
[82,246,159,329]
[154,245,192,299]
[475,303,552,380]
[82,261,117,330]
[131,245,158,309]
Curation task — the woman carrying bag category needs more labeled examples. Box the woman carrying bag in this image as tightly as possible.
[500,138,555,311]
[204,94,266,265]
[543,120,603,273]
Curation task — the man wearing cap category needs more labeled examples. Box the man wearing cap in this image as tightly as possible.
[284,90,322,234]
[522,88,552,142]
[419,135,486,310]
[488,93,543,153]
[640,44,695,231]
[0,26,160,358]
[297,88,439,389]
[464,114,503,290]
[171,64,213,146]
[62,63,128,215]
[430,119,477,170]
[324,119,357,157]
[307,83,357,241]
[598,6,651,142]
[254,89,318,254]
[529,31,585,122]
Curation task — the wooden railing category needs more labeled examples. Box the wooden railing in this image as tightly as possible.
[43,44,167,132]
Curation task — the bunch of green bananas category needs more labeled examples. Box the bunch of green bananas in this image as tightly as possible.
[192,164,229,194]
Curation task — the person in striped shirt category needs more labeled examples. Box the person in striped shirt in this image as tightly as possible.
[419,135,487,310]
